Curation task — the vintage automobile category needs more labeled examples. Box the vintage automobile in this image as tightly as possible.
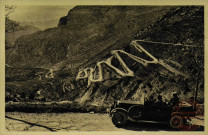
[109,99,198,129]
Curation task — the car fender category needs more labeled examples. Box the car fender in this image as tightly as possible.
[128,105,143,119]
[110,108,128,116]
[128,105,143,112]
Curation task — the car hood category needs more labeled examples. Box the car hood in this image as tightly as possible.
[117,100,144,105]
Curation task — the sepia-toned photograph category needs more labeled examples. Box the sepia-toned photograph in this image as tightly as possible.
[2,1,206,133]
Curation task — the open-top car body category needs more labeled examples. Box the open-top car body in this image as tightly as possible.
[109,99,197,129]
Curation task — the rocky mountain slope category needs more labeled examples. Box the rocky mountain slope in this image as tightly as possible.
[5,6,204,109]
[6,6,173,68]
[6,24,40,49]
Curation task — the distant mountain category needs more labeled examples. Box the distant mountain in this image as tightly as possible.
[7,6,173,68]
[20,19,59,30]
[6,24,41,49]
[5,6,204,107]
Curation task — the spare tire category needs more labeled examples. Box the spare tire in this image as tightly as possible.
[112,111,128,127]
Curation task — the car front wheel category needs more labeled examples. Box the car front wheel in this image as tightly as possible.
[112,111,128,127]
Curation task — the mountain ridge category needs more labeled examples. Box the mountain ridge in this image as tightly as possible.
[5,6,204,108]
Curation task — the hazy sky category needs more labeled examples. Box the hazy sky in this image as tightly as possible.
[9,5,75,22]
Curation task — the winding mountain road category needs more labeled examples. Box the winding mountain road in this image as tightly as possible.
[76,40,188,87]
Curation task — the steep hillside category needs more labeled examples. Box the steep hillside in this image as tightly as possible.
[6,24,40,48]
[137,6,204,46]
[6,6,173,68]
[5,6,204,109]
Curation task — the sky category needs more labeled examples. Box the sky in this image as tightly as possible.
[8,5,75,22]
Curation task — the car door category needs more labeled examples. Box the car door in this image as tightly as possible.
[144,105,171,121]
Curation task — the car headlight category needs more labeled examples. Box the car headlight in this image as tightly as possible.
[116,100,121,105]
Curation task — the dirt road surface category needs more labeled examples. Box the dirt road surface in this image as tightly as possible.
[5,112,204,132]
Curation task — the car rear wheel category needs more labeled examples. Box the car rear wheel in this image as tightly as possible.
[169,115,184,129]
[112,111,128,127]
